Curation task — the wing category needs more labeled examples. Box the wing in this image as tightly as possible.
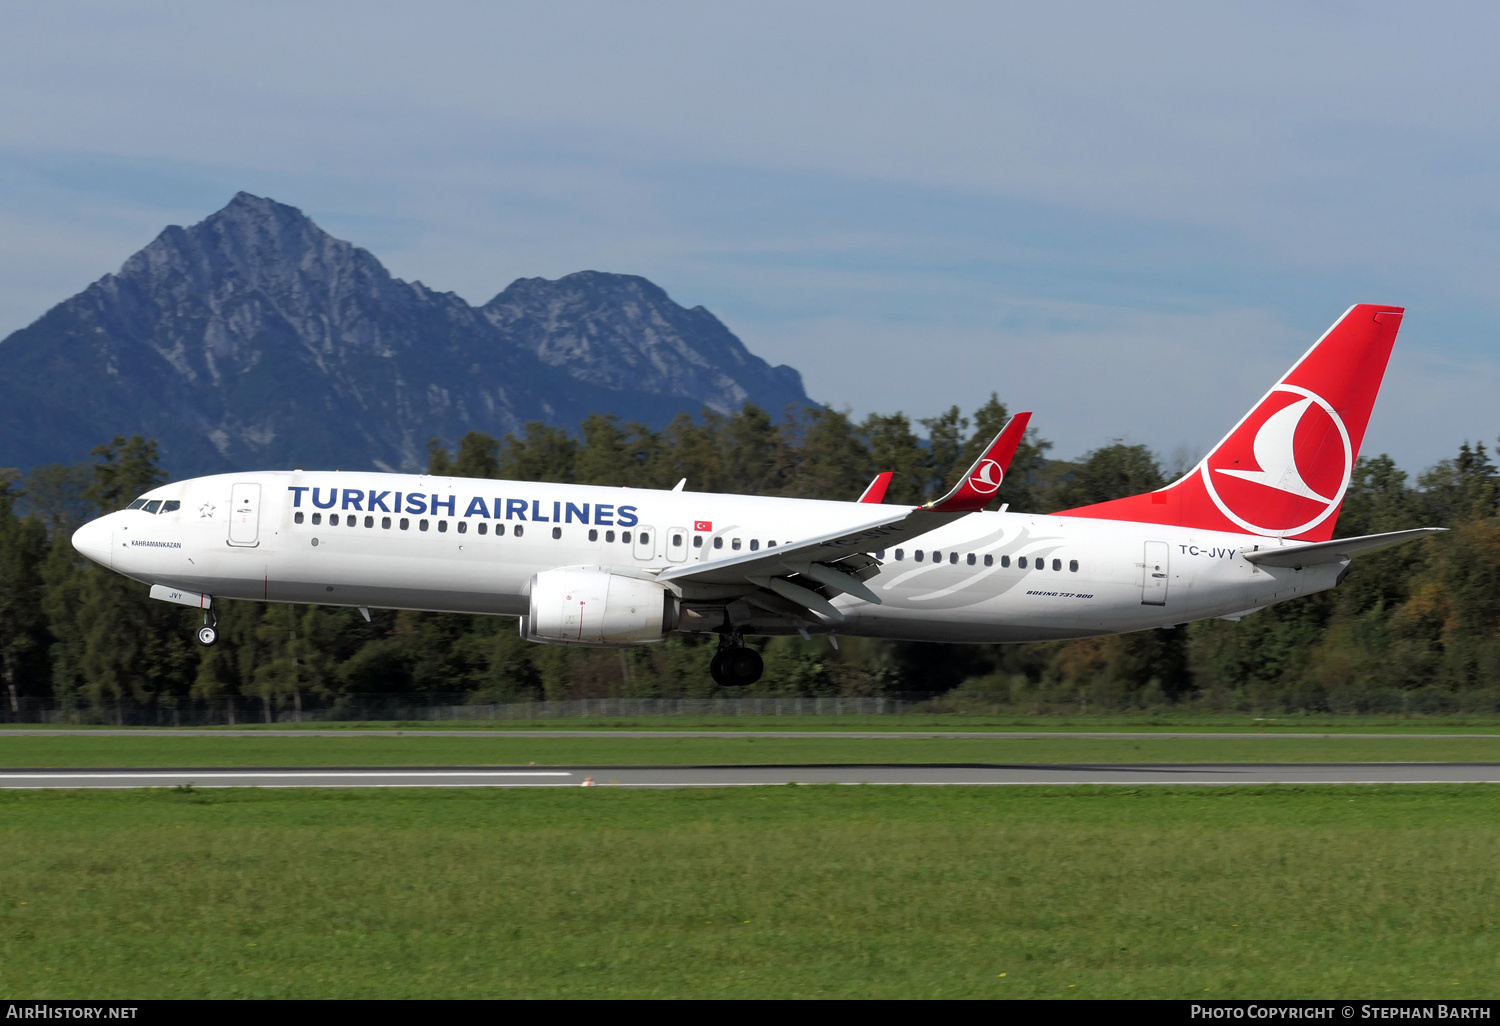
[659,413,1032,624]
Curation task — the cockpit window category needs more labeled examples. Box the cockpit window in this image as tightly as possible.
[143,500,162,514]
[127,500,147,510]
[162,500,180,513]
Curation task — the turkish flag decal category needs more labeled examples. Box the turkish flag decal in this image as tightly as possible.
[694,521,712,532]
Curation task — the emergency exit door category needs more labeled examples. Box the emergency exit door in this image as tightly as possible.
[632,524,656,561]
[1141,540,1169,605]
[228,483,261,547]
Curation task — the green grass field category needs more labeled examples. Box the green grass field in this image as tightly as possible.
[11,714,1500,732]
[3,786,1498,998]
[1,732,1498,767]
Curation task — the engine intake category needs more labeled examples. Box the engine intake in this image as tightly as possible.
[524,568,679,645]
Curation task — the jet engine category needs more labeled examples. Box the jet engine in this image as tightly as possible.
[524,568,679,645]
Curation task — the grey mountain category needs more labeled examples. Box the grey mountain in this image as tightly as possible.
[0,192,808,478]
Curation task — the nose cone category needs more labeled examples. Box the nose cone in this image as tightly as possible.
[72,516,113,567]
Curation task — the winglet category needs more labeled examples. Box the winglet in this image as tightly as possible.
[857,472,894,504]
[922,412,1032,513]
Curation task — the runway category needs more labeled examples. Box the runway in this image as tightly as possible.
[4,763,1500,788]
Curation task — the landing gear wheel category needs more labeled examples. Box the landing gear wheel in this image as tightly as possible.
[709,649,730,687]
[196,625,218,646]
[721,647,763,687]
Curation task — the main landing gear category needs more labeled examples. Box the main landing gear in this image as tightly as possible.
[710,633,763,687]
[196,609,218,647]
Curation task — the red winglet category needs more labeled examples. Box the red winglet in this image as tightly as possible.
[857,472,894,504]
[922,412,1032,513]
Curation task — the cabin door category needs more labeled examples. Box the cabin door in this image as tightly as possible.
[228,483,261,547]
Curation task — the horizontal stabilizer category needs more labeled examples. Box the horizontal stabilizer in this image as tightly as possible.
[1241,527,1444,568]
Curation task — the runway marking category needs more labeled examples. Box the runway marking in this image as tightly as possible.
[0,770,573,779]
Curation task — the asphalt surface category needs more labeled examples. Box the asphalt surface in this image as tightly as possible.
[5,729,1500,739]
[4,763,1500,788]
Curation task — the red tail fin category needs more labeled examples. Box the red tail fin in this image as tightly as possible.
[1055,304,1404,542]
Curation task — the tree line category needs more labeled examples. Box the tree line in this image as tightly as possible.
[2,398,1498,715]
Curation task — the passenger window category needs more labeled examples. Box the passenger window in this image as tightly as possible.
[382,516,392,529]
[875,549,885,559]
[419,519,429,532]
[1053,558,1062,571]
[966,553,975,566]
[732,538,742,550]
[950,552,958,564]
[496,523,506,536]
[143,500,162,514]
[400,518,409,530]
[457,521,467,534]
[589,529,598,542]
[605,530,615,542]
[1000,555,1010,567]
[983,554,993,567]
[295,511,305,524]
[478,522,488,535]
[768,541,777,547]
[438,521,448,533]
[312,513,323,525]
[915,551,924,562]
[713,537,723,549]
[750,539,760,551]
[348,516,357,528]
[1069,559,1079,572]
[894,549,904,560]
[693,536,702,548]
[162,501,180,513]
[931,550,940,562]
[127,499,147,510]
[621,531,630,543]
[552,526,562,539]
[514,525,524,537]
[1018,556,1027,569]
[331,514,340,526]
[365,515,374,528]
[639,532,650,547]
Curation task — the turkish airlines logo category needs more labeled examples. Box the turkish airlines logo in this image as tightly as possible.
[1201,384,1352,537]
[968,459,1004,495]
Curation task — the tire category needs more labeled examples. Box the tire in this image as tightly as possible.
[709,649,730,686]
[722,647,764,687]
[196,626,218,646]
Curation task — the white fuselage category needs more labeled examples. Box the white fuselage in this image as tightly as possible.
[76,470,1343,643]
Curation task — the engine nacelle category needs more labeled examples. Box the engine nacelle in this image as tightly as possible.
[524,568,679,646]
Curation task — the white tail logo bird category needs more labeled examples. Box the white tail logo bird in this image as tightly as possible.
[1214,397,1335,503]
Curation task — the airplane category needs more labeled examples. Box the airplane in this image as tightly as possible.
[71,303,1441,687]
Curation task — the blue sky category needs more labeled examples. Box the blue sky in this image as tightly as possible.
[3,1,1498,472]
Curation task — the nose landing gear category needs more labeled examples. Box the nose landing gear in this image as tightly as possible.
[196,609,218,647]
[709,633,763,687]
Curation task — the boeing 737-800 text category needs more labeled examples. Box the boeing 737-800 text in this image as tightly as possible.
[71,303,1439,686]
